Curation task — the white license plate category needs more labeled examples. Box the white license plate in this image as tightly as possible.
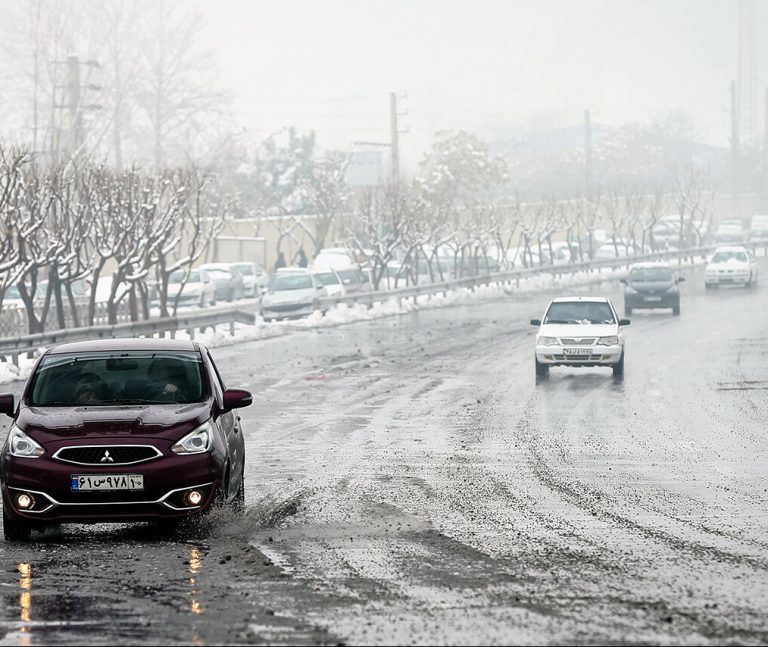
[564,348,592,355]
[71,474,144,492]
[644,296,662,301]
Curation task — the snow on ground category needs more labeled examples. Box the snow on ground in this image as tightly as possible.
[0,262,686,384]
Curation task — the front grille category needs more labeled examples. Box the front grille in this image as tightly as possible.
[54,445,162,466]
[264,302,311,313]
[553,354,603,361]
[559,338,596,345]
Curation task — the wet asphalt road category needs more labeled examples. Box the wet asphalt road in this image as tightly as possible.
[1,262,768,645]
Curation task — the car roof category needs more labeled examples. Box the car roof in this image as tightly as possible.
[713,245,748,252]
[47,338,200,355]
[199,263,232,270]
[275,267,312,274]
[550,296,610,303]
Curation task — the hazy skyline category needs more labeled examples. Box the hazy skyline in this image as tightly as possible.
[201,0,758,168]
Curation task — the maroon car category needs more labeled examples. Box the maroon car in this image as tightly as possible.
[0,338,252,540]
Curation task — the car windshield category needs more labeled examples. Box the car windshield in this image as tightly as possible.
[711,251,748,263]
[314,272,340,286]
[169,270,200,284]
[232,264,253,276]
[28,351,206,406]
[269,274,312,291]
[544,301,616,325]
[204,269,230,280]
[336,269,362,282]
[629,267,674,282]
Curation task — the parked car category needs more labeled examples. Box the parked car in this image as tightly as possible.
[530,296,629,378]
[621,262,684,316]
[167,269,216,308]
[334,267,371,294]
[0,338,253,540]
[313,268,346,297]
[198,263,245,302]
[312,248,359,270]
[230,262,268,298]
[594,240,636,260]
[704,245,758,289]
[714,219,746,244]
[651,215,705,249]
[749,214,768,241]
[260,268,326,321]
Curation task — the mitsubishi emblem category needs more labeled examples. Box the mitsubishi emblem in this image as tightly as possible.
[100,450,114,463]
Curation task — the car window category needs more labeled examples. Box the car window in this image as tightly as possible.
[711,251,747,263]
[629,267,673,281]
[544,302,616,325]
[268,275,312,291]
[206,350,225,400]
[28,351,206,406]
[205,269,231,279]
[315,272,340,286]
[233,264,253,276]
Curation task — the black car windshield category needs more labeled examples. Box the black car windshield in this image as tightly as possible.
[269,275,312,291]
[544,301,616,325]
[629,267,674,282]
[29,351,206,406]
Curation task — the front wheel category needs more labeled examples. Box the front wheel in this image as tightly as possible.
[535,357,549,378]
[3,510,31,541]
[612,351,625,377]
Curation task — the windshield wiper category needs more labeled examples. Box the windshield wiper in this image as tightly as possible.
[544,319,577,324]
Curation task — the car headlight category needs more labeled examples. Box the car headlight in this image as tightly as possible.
[536,336,559,346]
[171,421,213,455]
[597,336,619,346]
[667,285,679,293]
[7,426,44,458]
[625,286,638,294]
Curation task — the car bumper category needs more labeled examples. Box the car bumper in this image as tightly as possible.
[261,303,315,320]
[535,344,623,366]
[705,273,751,285]
[1,451,223,526]
[625,294,679,309]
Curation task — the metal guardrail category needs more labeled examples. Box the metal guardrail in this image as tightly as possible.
[1,241,765,365]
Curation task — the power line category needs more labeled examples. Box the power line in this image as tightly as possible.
[409,92,512,122]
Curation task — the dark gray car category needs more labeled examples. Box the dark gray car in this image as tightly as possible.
[621,263,684,316]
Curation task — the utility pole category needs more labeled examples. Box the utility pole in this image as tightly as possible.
[66,54,83,156]
[764,87,768,211]
[731,80,741,218]
[390,92,400,185]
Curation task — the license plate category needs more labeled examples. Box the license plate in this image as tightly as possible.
[644,296,662,301]
[71,474,144,492]
[564,348,592,355]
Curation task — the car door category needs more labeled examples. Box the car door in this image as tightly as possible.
[204,350,244,498]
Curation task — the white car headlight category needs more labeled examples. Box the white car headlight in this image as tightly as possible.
[7,426,44,458]
[624,285,638,294]
[171,421,213,455]
[537,336,559,346]
[597,336,619,346]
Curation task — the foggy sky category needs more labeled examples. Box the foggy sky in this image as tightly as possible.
[201,0,756,167]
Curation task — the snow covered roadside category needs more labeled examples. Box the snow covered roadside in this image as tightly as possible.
[0,261,695,385]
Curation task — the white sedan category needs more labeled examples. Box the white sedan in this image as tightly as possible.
[704,246,758,289]
[531,296,630,378]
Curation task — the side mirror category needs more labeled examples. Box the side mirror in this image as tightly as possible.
[677,276,685,283]
[222,388,252,411]
[619,278,626,284]
[618,318,631,326]
[0,393,15,418]
[530,319,541,326]
[261,287,268,295]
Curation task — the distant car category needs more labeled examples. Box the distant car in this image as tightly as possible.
[704,246,758,289]
[594,240,636,260]
[334,267,371,294]
[651,215,705,249]
[167,269,216,308]
[749,215,768,241]
[714,219,746,244]
[621,263,684,316]
[260,268,326,321]
[198,264,245,302]
[313,268,346,298]
[2,286,26,311]
[0,338,253,540]
[230,262,268,298]
[530,296,629,378]
[312,248,359,270]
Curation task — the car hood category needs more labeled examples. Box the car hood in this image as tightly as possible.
[16,401,213,444]
[262,288,315,304]
[538,323,619,338]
